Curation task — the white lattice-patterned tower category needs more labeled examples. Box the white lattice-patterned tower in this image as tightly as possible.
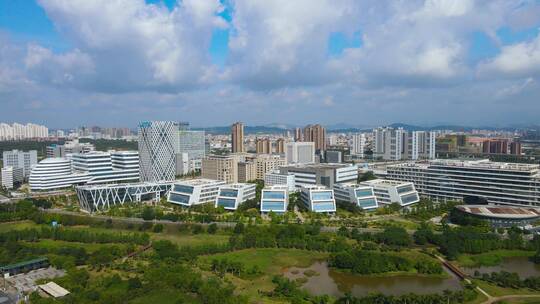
[138,121,178,182]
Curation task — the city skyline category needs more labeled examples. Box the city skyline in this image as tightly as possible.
[1,0,540,128]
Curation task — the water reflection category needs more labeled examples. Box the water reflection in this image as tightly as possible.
[284,261,463,297]
[462,256,540,278]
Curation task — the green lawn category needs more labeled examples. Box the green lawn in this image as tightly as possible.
[0,220,39,232]
[152,232,230,247]
[457,250,535,267]
[23,239,129,253]
[473,279,540,297]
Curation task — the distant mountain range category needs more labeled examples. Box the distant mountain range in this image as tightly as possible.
[193,123,540,134]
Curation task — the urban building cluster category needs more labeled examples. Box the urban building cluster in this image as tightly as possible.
[3,119,538,216]
[0,123,48,140]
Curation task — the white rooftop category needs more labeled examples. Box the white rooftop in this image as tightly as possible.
[38,282,70,298]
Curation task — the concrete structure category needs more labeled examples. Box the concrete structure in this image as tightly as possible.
[167,178,226,207]
[38,282,70,298]
[303,124,326,151]
[300,185,336,213]
[279,163,358,188]
[256,138,272,154]
[385,159,540,207]
[71,151,139,184]
[29,158,90,191]
[351,133,366,158]
[47,139,95,158]
[1,166,23,189]
[0,123,48,140]
[138,121,178,182]
[454,204,540,228]
[2,149,37,178]
[324,146,350,163]
[260,185,289,213]
[360,179,420,207]
[294,127,302,142]
[264,171,296,192]
[177,129,205,173]
[238,160,257,182]
[374,127,436,160]
[276,138,285,154]
[76,181,172,212]
[215,183,256,210]
[202,155,239,183]
[231,122,245,153]
[334,182,379,210]
[285,142,315,164]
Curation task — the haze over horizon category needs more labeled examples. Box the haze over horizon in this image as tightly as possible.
[1,0,540,128]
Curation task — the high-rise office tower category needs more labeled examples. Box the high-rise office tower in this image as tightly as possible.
[138,121,178,182]
[177,127,206,173]
[351,134,366,158]
[303,124,326,151]
[256,138,272,154]
[231,122,245,153]
[374,127,435,160]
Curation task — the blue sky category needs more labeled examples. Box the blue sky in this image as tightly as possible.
[1,0,540,128]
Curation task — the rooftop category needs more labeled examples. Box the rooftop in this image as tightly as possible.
[390,159,540,173]
[360,179,411,187]
[456,205,540,219]
[283,163,357,170]
[174,178,225,186]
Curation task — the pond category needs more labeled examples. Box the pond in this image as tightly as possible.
[462,256,540,278]
[283,261,463,297]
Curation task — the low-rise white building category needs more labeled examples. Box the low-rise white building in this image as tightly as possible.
[215,183,256,210]
[333,182,379,210]
[300,185,336,213]
[167,178,225,207]
[260,185,289,213]
[360,179,419,207]
[264,171,296,193]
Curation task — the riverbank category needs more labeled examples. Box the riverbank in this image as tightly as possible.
[457,250,536,268]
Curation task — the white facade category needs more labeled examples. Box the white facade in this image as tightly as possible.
[1,166,24,189]
[260,186,289,213]
[177,130,205,173]
[385,159,540,207]
[351,133,366,158]
[285,142,315,164]
[300,185,336,213]
[279,163,358,188]
[0,123,48,140]
[360,179,419,207]
[264,171,296,193]
[71,151,140,184]
[47,139,95,158]
[168,178,226,207]
[2,149,37,178]
[29,158,90,191]
[374,127,436,160]
[334,182,379,210]
[215,183,256,210]
[138,121,178,182]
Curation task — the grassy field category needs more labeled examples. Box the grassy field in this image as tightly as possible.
[198,248,329,302]
[457,250,535,267]
[473,279,540,297]
[0,220,38,232]
[23,239,130,253]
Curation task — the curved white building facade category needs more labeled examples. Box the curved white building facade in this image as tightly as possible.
[29,158,90,191]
